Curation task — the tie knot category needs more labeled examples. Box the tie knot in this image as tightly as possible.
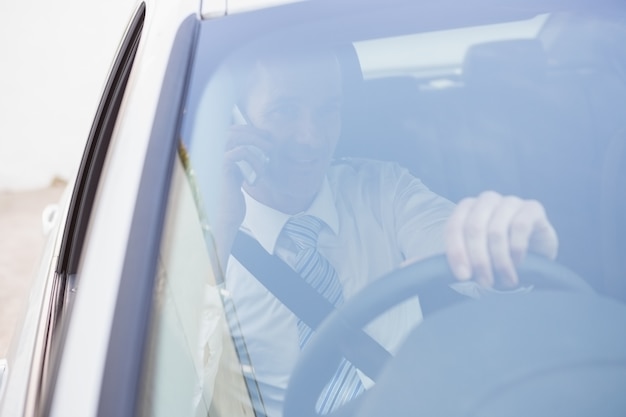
[283,215,324,250]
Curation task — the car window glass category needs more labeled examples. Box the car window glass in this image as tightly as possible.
[143,5,626,416]
[139,151,257,416]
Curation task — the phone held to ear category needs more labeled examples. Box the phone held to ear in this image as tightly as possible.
[232,104,248,125]
[232,106,269,185]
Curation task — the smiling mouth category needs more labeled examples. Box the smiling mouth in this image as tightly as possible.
[279,158,322,176]
[286,155,321,165]
[294,158,317,164]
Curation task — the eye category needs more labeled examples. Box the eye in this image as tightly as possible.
[316,101,341,123]
[269,103,299,121]
[318,101,342,121]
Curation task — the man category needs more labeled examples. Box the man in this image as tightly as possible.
[216,46,558,416]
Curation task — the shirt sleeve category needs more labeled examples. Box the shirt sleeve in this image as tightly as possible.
[389,163,456,262]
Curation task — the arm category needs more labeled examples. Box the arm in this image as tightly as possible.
[391,166,558,289]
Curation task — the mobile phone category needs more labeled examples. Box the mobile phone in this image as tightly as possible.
[232,104,248,125]
[232,106,268,185]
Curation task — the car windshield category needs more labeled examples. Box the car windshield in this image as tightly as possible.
[142,3,626,416]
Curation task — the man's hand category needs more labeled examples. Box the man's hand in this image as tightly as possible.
[444,191,558,289]
[215,125,272,268]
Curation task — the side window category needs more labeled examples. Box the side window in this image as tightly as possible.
[139,150,256,416]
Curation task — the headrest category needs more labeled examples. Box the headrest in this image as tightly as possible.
[462,39,547,88]
[334,43,364,95]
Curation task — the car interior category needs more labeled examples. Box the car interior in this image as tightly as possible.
[334,13,626,301]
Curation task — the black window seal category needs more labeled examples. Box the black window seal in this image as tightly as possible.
[56,3,146,277]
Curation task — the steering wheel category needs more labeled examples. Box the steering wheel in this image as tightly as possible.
[282,253,596,417]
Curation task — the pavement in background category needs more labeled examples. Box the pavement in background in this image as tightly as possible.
[0,185,65,357]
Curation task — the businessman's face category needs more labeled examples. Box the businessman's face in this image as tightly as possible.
[242,50,343,211]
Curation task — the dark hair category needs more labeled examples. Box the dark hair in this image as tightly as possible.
[225,41,341,108]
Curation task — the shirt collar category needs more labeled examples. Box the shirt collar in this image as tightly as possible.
[241,177,339,254]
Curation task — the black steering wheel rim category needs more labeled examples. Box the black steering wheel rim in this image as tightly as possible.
[282,253,592,417]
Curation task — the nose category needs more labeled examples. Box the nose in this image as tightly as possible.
[293,111,322,147]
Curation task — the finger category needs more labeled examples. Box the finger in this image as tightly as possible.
[509,200,558,262]
[461,191,507,287]
[226,125,273,151]
[445,197,476,281]
[486,196,524,288]
[529,218,559,260]
[225,145,269,178]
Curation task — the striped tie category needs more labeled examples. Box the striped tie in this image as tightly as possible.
[282,215,364,414]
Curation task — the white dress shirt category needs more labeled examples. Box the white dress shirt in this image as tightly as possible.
[224,158,455,417]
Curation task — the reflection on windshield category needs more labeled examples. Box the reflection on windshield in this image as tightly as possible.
[151,7,626,417]
[355,13,549,78]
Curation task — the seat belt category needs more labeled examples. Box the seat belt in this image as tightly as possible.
[231,230,391,381]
